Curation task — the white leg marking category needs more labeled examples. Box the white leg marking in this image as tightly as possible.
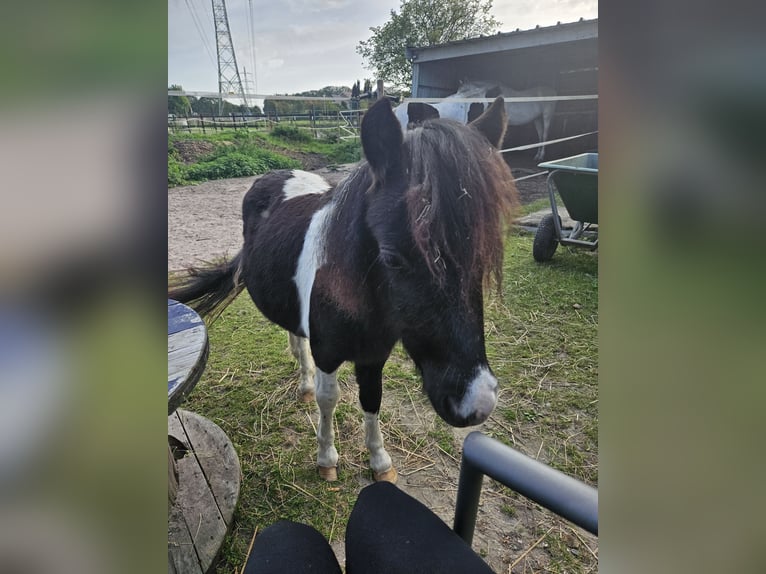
[293,201,334,338]
[283,170,330,201]
[315,369,339,470]
[288,331,300,360]
[363,412,393,475]
[457,367,498,423]
[288,333,316,399]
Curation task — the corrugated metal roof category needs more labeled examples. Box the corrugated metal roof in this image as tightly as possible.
[405,18,597,63]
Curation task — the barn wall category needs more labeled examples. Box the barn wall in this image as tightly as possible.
[410,25,598,158]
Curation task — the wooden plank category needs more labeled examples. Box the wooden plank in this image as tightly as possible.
[168,340,209,414]
[169,443,179,510]
[168,325,207,354]
[168,303,205,335]
[168,412,204,574]
[168,333,208,386]
[176,437,227,571]
[168,496,203,574]
[168,351,203,386]
[168,411,185,441]
[168,332,207,383]
[178,410,241,527]
[168,410,240,573]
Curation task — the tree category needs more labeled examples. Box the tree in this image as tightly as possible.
[190,97,218,116]
[263,86,351,116]
[168,84,192,116]
[232,102,262,115]
[188,97,261,116]
[356,0,500,90]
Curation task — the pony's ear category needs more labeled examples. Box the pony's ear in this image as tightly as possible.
[361,98,403,178]
[469,96,507,148]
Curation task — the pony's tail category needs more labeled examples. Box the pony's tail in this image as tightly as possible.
[168,252,245,322]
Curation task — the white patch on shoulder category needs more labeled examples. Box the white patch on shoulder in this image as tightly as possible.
[283,170,330,201]
[293,201,334,337]
[457,367,498,423]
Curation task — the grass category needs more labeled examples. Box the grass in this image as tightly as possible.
[168,131,300,186]
[252,129,362,166]
[519,196,555,215]
[178,231,598,573]
[168,129,362,186]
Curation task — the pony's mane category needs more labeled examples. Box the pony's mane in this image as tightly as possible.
[319,163,378,315]
[455,80,495,97]
[321,117,518,313]
[403,119,518,297]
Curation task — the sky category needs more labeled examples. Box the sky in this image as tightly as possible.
[168,0,597,96]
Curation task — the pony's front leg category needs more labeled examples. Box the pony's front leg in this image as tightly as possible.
[356,364,397,483]
[315,368,340,481]
[288,333,316,402]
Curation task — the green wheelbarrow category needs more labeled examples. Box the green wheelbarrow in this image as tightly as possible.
[533,153,598,262]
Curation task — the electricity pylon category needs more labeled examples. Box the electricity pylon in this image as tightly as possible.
[211,0,247,114]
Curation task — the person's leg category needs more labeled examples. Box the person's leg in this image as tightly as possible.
[345,482,495,574]
[242,520,342,574]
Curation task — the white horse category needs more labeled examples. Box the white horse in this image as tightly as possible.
[393,80,557,161]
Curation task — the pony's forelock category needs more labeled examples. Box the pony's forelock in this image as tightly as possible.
[403,120,518,299]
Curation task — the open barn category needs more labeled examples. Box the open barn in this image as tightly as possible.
[405,18,598,160]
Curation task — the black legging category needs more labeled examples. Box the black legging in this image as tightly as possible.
[243,482,494,574]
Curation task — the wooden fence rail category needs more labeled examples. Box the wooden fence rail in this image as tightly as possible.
[167,111,363,139]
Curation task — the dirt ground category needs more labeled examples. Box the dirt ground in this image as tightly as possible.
[168,158,597,572]
[168,159,549,272]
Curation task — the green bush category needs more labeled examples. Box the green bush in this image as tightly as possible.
[271,124,313,143]
[167,141,189,187]
[185,150,299,182]
[168,155,187,186]
[168,126,364,186]
[232,130,260,144]
[326,139,362,164]
[249,148,301,171]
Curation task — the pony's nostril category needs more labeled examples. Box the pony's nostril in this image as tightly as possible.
[435,395,467,427]
[430,368,498,427]
[454,367,498,424]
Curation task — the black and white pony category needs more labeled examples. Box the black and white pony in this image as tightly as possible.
[170,97,518,483]
[394,79,557,161]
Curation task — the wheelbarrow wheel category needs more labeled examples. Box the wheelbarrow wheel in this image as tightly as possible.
[533,214,560,262]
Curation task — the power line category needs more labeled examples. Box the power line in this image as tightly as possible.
[184,0,216,68]
[247,0,258,93]
[241,67,255,110]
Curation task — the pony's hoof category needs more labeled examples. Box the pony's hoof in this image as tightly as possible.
[300,390,315,403]
[318,466,338,481]
[373,467,398,483]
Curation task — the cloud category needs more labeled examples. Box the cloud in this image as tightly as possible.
[493,0,597,31]
[285,0,356,12]
[169,0,598,94]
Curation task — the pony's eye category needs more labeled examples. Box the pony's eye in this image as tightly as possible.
[379,249,408,270]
